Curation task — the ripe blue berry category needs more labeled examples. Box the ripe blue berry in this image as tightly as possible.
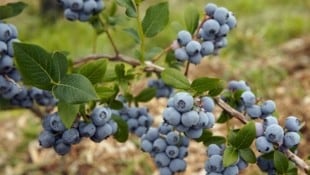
[218,24,230,37]
[285,116,300,132]
[78,122,96,137]
[223,165,239,175]
[155,153,170,167]
[204,3,217,16]
[83,0,97,14]
[91,107,111,126]
[141,139,153,153]
[207,144,223,157]
[205,112,215,128]
[174,48,189,61]
[264,124,284,144]
[177,30,192,46]
[241,91,256,107]
[181,110,200,127]
[169,158,186,173]
[166,131,180,145]
[145,127,159,141]
[0,55,13,73]
[159,167,172,175]
[263,116,278,130]
[0,41,7,54]
[255,122,264,137]
[62,128,80,145]
[53,138,71,155]
[173,92,194,113]
[205,155,224,173]
[0,23,12,41]
[185,40,201,56]
[226,14,237,29]
[255,136,274,153]
[261,100,276,115]
[163,107,181,126]
[165,145,179,158]
[38,131,55,148]
[201,96,215,112]
[185,128,203,139]
[246,105,262,118]
[189,53,202,65]
[91,123,113,142]
[153,138,167,153]
[213,7,229,24]
[202,19,220,35]
[201,41,215,56]
[283,132,300,148]
[197,111,210,128]
[49,114,66,133]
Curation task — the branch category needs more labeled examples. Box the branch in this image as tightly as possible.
[214,97,248,124]
[73,54,140,67]
[283,149,310,173]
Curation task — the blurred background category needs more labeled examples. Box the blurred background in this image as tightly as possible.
[0,0,309,174]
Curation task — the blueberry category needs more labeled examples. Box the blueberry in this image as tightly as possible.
[257,156,274,172]
[134,126,147,137]
[205,155,224,173]
[204,3,217,17]
[64,9,79,21]
[165,145,179,158]
[283,132,300,148]
[218,24,230,37]
[215,37,228,48]
[226,14,237,29]
[197,111,210,128]
[174,48,189,61]
[177,30,192,46]
[163,107,181,126]
[166,131,180,145]
[108,120,118,134]
[185,128,203,139]
[189,53,202,65]
[69,0,83,10]
[127,118,138,131]
[236,158,248,170]
[255,136,274,153]
[91,123,113,142]
[153,138,167,153]
[202,19,220,35]
[205,112,215,128]
[58,0,70,8]
[128,107,139,118]
[159,167,172,175]
[285,116,300,132]
[78,122,96,137]
[7,68,21,82]
[38,131,55,148]
[1,82,19,99]
[0,41,7,54]
[159,123,173,135]
[181,136,190,147]
[155,152,170,167]
[141,139,153,153]
[201,96,215,112]
[181,110,200,127]
[0,55,13,73]
[0,23,12,41]
[199,28,215,41]
[264,124,284,144]
[78,12,91,22]
[83,0,97,14]
[145,127,159,142]
[227,80,239,91]
[178,146,188,158]
[62,128,80,145]
[223,165,239,175]
[201,41,214,56]
[263,116,278,130]
[213,7,230,24]
[169,158,186,173]
[49,114,66,133]
[173,92,194,113]
[7,24,18,38]
[185,41,201,56]
[241,91,256,107]
[95,0,105,13]
[261,100,276,115]
[246,105,262,118]
[53,138,71,155]
[207,144,223,157]
[91,107,111,126]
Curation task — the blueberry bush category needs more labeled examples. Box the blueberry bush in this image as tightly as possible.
[0,1,309,175]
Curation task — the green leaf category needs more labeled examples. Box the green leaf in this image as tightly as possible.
[217,111,232,123]
[208,87,224,97]
[79,60,107,84]
[112,115,129,142]
[115,64,125,79]
[135,88,156,102]
[203,136,226,146]
[195,129,213,142]
[184,5,200,34]
[123,28,140,44]
[51,52,68,82]
[274,150,289,174]
[109,100,124,109]
[231,121,256,149]
[14,42,55,90]
[191,77,223,94]
[142,2,169,37]
[239,148,256,163]
[161,68,190,90]
[0,2,27,20]
[223,146,239,167]
[57,101,79,128]
[53,74,98,104]
[116,0,137,18]
[96,86,117,100]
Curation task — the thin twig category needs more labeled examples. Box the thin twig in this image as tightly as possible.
[283,149,310,174]
[106,30,119,55]
[214,97,248,124]
[184,61,191,77]
[151,45,172,62]
[73,54,140,67]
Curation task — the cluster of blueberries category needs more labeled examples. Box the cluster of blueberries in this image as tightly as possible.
[0,22,57,108]
[226,80,302,174]
[147,79,173,98]
[174,3,236,64]
[205,144,248,175]
[113,105,153,137]
[59,0,104,22]
[163,92,215,139]
[38,107,117,155]
[140,127,189,175]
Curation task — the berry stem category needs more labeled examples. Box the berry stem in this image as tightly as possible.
[151,45,172,63]
[194,15,209,40]
[106,30,119,56]
[184,61,190,77]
